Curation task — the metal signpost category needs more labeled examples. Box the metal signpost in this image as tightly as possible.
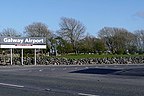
[10,48,12,65]
[21,48,23,65]
[0,37,46,65]
[35,49,36,65]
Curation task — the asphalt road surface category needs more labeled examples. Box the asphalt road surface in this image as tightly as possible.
[0,64,144,96]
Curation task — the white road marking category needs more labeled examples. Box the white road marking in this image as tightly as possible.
[0,83,24,88]
[78,93,100,96]
[39,69,43,72]
[85,67,89,69]
[63,68,67,70]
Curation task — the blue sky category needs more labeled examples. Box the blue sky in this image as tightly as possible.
[0,0,144,36]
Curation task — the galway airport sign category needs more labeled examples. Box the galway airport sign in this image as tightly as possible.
[0,37,46,49]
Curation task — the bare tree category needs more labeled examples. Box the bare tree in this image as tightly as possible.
[57,17,86,53]
[0,28,21,37]
[24,22,51,37]
[134,30,144,52]
[98,27,136,54]
[98,27,118,53]
[24,22,52,54]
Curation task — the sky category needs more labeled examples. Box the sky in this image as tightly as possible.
[0,0,144,36]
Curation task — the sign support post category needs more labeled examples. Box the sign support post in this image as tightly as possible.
[34,49,36,65]
[10,48,12,65]
[21,48,23,65]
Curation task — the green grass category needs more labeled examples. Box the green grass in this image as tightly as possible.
[57,54,143,59]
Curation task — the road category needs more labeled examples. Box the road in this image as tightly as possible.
[0,64,144,96]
